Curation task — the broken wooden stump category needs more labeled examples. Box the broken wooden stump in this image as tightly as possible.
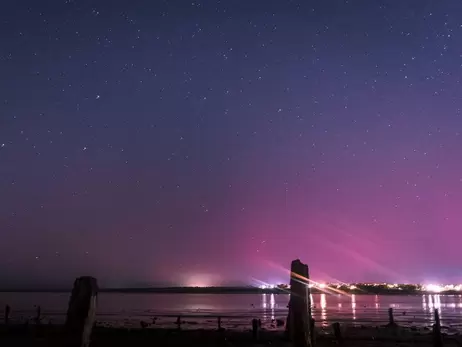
[35,305,41,324]
[432,309,443,347]
[332,322,342,344]
[310,317,316,346]
[252,318,260,341]
[217,316,222,330]
[65,276,98,347]
[387,307,397,327]
[285,259,312,347]
[4,304,10,325]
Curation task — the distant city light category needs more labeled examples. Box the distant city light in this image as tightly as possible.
[185,273,219,287]
[253,281,462,293]
[423,284,444,293]
[248,278,462,294]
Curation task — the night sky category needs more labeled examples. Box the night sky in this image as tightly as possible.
[1,0,462,289]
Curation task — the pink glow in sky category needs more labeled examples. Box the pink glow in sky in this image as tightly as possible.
[1,0,462,288]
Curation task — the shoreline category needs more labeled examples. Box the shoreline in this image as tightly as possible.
[0,287,460,295]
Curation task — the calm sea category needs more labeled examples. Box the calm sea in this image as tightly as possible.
[1,293,461,331]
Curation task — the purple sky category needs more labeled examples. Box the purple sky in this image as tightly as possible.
[1,0,462,288]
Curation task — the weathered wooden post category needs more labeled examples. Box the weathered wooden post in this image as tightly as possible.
[4,304,10,325]
[176,316,181,330]
[310,317,316,346]
[35,305,41,324]
[285,259,312,347]
[65,276,98,347]
[217,316,222,330]
[432,309,443,347]
[332,322,342,344]
[252,318,260,341]
[387,307,395,326]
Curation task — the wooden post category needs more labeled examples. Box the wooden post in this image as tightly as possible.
[310,317,316,346]
[252,318,259,341]
[176,316,181,330]
[35,305,41,324]
[388,307,395,326]
[217,316,222,330]
[65,276,98,347]
[285,259,312,347]
[4,305,10,325]
[432,309,443,347]
[332,322,342,344]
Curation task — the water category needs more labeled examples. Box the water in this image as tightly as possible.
[1,292,462,331]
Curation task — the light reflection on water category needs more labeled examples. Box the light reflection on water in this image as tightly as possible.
[261,293,276,321]
[351,294,356,320]
[320,294,327,321]
[2,292,462,328]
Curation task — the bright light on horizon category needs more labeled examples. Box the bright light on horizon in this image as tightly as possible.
[184,273,221,287]
[423,284,443,293]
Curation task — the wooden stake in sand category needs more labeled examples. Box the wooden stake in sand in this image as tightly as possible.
[217,316,222,330]
[432,309,443,347]
[65,276,98,347]
[4,304,10,325]
[332,322,342,344]
[310,317,316,346]
[252,318,260,341]
[387,307,396,326]
[35,305,41,324]
[285,259,312,347]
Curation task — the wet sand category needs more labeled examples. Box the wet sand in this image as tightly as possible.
[1,324,462,347]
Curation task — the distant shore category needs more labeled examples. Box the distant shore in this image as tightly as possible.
[0,286,459,295]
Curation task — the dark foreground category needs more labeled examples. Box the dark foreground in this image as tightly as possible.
[2,324,462,347]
